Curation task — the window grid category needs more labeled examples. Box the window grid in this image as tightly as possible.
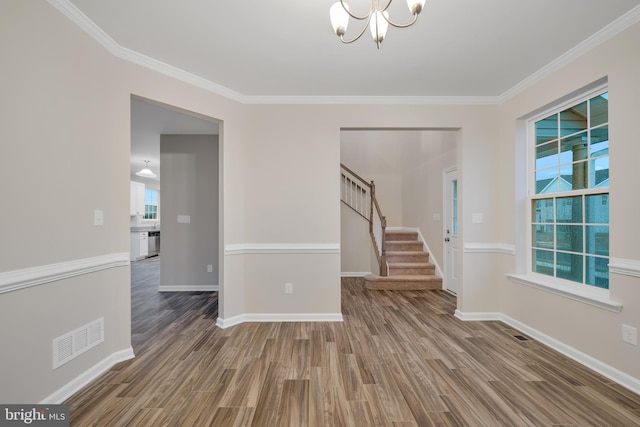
[144,189,158,220]
[530,90,609,289]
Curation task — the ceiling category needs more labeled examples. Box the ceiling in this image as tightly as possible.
[130,99,219,181]
[67,0,640,99]
[63,0,639,180]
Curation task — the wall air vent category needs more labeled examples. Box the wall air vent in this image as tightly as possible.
[53,318,104,369]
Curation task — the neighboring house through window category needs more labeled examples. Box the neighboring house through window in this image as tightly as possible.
[144,189,158,220]
[530,88,609,288]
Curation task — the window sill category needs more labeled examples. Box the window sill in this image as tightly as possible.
[506,273,622,313]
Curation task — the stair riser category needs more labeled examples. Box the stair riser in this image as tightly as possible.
[386,254,430,263]
[385,232,418,241]
[389,266,435,275]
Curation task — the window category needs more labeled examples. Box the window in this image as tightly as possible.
[530,90,609,289]
[452,180,458,236]
[144,189,158,220]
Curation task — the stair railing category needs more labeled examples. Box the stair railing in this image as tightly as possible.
[340,163,388,276]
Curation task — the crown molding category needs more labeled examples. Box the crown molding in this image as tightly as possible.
[241,95,503,105]
[497,4,640,103]
[47,0,247,103]
[48,0,640,106]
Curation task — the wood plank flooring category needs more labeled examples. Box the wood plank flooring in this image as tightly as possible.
[65,257,640,426]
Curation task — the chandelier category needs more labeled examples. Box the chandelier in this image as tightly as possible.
[329,0,426,48]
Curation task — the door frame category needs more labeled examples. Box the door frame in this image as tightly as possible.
[443,166,458,294]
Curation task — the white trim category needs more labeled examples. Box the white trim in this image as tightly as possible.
[48,0,640,105]
[507,273,622,313]
[341,272,372,277]
[498,4,640,103]
[463,243,516,255]
[454,310,500,321]
[243,95,502,105]
[609,257,640,278]
[454,310,640,394]
[416,227,443,278]
[158,285,219,292]
[500,314,640,395]
[224,243,340,256]
[216,313,344,329]
[40,347,135,404]
[0,253,130,295]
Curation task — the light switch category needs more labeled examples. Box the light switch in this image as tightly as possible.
[94,209,104,226]
[177,215,191,224]
[472,213,483,224]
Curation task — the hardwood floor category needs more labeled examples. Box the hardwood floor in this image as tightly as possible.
[65,258,640,426]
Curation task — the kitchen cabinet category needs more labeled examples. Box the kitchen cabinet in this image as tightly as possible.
[130,231,148,261]
[130,181,145,216]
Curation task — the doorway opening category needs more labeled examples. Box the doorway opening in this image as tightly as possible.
[339,127,460,296]
[129,95,222,352]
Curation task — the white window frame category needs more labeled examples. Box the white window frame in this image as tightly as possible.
[508,81,621,313]
[142,189,159,221]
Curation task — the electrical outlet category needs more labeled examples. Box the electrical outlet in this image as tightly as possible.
[622,324,637,346]
[207,265,213,273]
[285,283,293,294]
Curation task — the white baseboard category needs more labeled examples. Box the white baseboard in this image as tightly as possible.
[455,310,640,395]
[415,227,443,278]
[40,347,135,404]
[341,272,371,277]
[158,285,219,292]
[454,309,500,321]
[216,313,344,329]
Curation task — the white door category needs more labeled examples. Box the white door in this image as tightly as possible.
[443,168,458,294]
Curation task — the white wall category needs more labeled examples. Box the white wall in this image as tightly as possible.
[401,131,457,272]
[340,203,375,275]
[493,19,640,385]
[160,135,219,290]
[1,0,638,404]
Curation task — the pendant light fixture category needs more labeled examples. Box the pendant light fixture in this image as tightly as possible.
[135,160,157,178]
[330,0,426,48]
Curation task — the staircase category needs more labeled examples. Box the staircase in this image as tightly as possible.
[364,230,442,291]
[340,163,443,291]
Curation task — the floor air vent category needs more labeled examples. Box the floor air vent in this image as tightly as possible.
[503,328,530,342]
[53,318,104,369]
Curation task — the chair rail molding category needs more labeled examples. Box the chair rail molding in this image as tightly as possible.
[0,253,130,294]
[224,243,340,256]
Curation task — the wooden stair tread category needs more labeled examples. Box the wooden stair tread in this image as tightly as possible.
[388,262,433,267]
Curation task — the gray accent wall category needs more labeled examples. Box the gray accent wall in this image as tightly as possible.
[160,135,219,290]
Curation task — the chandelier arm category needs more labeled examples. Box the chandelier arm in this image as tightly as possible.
[339,0,371,21]
[339,14,373,44]
[379,0,394,13]
[382,12,419,29]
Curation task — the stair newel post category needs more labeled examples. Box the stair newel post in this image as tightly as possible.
[369,180,375,232]
[380,216,388,276]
